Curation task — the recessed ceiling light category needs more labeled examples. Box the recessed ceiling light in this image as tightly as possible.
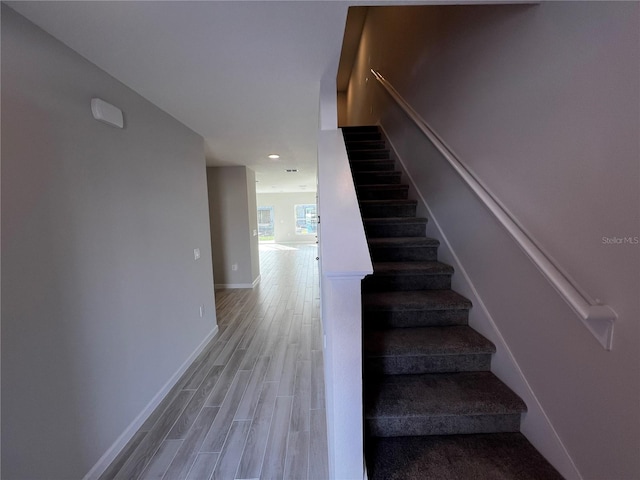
[268,154,280,159]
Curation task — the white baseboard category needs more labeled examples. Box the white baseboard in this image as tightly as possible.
[215,274,261,290]
[83,325,219,480]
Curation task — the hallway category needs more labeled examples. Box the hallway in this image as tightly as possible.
[101,243,329,480]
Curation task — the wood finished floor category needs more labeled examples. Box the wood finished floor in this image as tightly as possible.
[100,243,328,480]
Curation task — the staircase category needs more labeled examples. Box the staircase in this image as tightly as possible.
[343,126,564,480]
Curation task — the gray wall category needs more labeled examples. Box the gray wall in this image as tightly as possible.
[346,3,639,479]
[207,166,260,287]
[1,6,217,479]
[257,192,318,244]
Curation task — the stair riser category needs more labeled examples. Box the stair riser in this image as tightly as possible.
[350,160,396,172]
[363,274,451,292]
[365,354,492,376]
[356,187,409,200]
[349,150,391,160]
[354,172,401,185]
[343,132,382,141]
[363,309,469,329]
[366,414,522,437]
[360,204,417,218]
[364,223,427,238]
[347,140,386,150]
[369,246,438,262]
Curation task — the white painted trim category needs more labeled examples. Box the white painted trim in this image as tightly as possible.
[381,126,582,480]
[317,129,372,480]
[214,274,261,290]
[317,129,373,278]
[371,69,615,350]
[82,325,219,480]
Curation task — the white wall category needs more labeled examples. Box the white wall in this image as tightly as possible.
[246,170,261,282]
[1,6,217,479]
[317,129,372,480]
[257,192,317,244]
[347,3,639,479]
[207,166,260,288]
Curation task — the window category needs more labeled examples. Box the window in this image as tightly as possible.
[257,206,274,241]
[294,204,317,235]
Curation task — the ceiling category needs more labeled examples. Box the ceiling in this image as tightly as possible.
[6,0,530,194]
[9,1,488,193]
[6,1,354,194]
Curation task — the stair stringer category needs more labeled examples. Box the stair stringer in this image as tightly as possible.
[379,125,582,480]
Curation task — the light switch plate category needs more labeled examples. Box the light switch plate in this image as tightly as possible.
[194,248,200,260]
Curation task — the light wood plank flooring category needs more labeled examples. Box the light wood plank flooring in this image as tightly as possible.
[100,243,328,480]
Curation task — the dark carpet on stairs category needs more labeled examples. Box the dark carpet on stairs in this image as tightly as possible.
[366,433,563,480]
[342,125,564,480]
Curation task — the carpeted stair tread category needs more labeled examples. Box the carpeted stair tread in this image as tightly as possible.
[367,236,440,262]
[343,132,382,141]
[364,262,454,291]
[360,200,417,218]
[356,184,408,189]
[368,237,439,248]
[342,125,380,132]
[363,217,428,239]
[360,199,417,206]
[372,261,454,275]
[356,185,409,200]
[349,149,392,160]
[353,171,402,185]
[365,371,526,419]
[346,140,387,150]
[360,200,417,215]
[353,170,400,177]
[349,159,396,171]
[365,433,564,480]
[363,290,471,311]
[364,217,428,225]
[356,184,408,191]
[364,326,495,357]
